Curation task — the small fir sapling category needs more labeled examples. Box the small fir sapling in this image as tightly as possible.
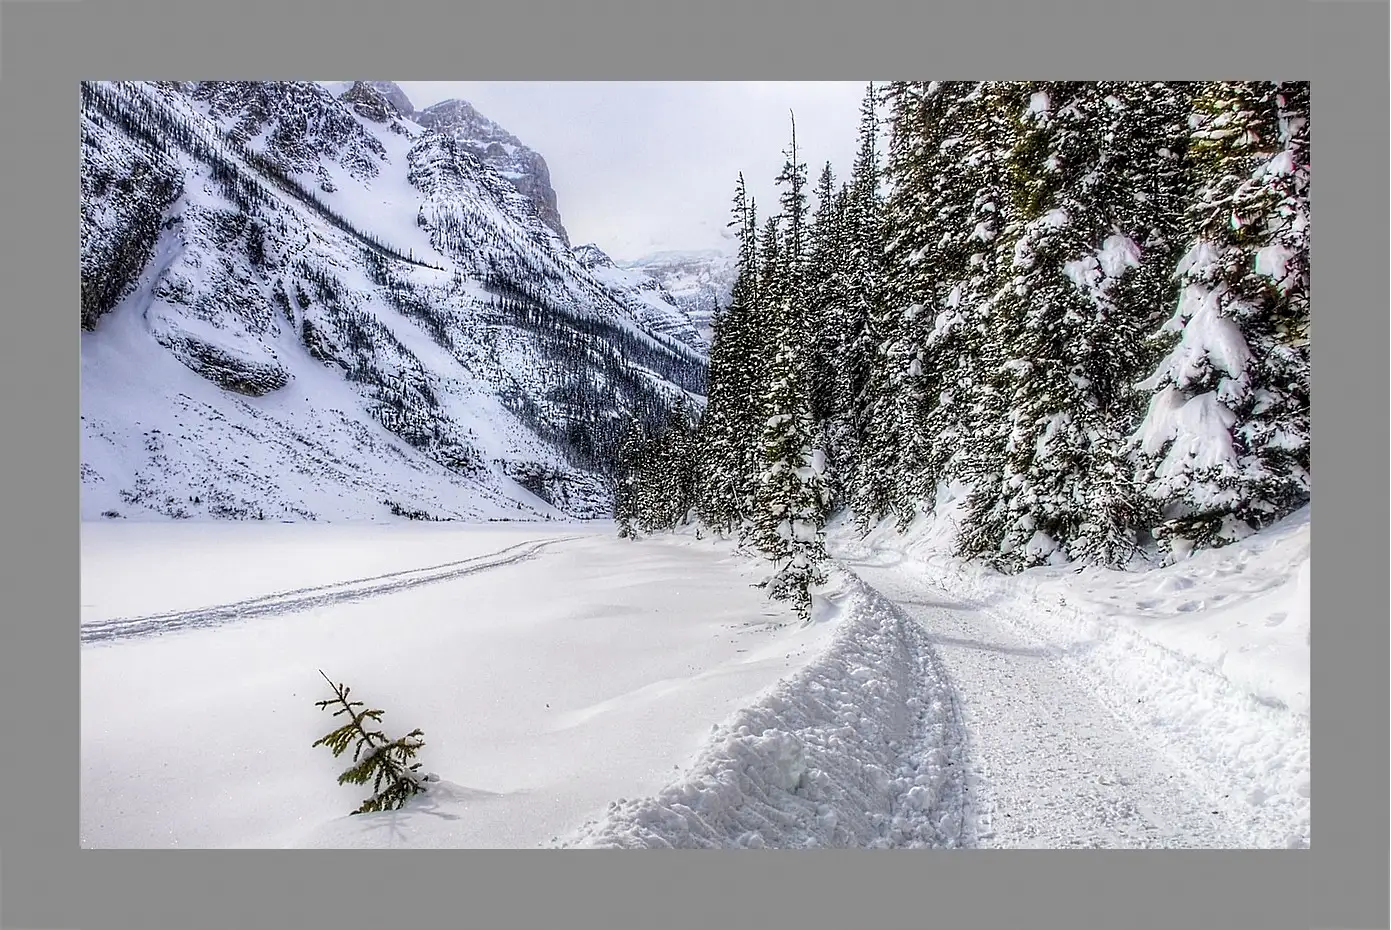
[312,670,434,814]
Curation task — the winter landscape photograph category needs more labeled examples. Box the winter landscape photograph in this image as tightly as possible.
[79,80,1310,850]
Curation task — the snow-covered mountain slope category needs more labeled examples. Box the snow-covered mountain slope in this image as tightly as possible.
[573,243,705,350]
[80,80,706,523]
[619,248,738,344]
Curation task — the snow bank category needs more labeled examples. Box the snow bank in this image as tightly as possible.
[557,569,971,849]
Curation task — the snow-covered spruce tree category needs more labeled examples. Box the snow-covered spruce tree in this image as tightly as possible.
[875,81,937,522]
[957,82,1093,569]
[824,179,857,484]
[613,420,650,537]
[720,193,771,539]
[1080,81,1196,560]
[650,402,700,530]
[615,404,700,534]
[737,211,786,541]
[839,84,903,529]
[805,162,846,438]
[805,85,883,519]
[949,82,1190,570]
[804,160,864,514]
[878,81,989,524]
[1130,81,1310,559]
[312,671,428,815]
[749,116,832,622]
[932,81,1030,564]
[1270,82,1310,350]
[925,82,1021,525]
[695,176,761,535]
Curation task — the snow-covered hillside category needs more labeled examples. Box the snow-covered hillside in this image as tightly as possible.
[573,243,705,350]
[80,81,706,522]
[619,248,737,344]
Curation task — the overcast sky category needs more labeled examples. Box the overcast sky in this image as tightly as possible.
[393,82,872,262]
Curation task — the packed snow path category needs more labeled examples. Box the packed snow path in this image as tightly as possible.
[840,559,1273,848]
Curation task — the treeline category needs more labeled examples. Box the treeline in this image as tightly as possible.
[614,403,701,539]
[618,81,1310,618]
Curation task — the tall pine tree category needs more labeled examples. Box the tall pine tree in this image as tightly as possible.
[695,175,759,534]
[1130,81,1310,559]
[750,116,831,621]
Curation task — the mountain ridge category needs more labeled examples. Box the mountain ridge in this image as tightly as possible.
[618,248,737,344]
[80,80,706,524]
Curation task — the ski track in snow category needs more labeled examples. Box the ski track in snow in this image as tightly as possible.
[842,561,1252,848]
[80,535,579,645]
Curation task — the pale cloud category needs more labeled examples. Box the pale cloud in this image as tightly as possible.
[393,81,871,261]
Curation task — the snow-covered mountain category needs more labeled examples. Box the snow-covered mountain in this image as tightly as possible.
[317,82,572,247]
[572,243,705,350]
[80,80,706,523]
[411,96,571,248]
[618,249,738,344]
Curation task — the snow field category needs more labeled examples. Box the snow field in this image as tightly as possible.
[81,525,833,848]
[80,503,1310,849]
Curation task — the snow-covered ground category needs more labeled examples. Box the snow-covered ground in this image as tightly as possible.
[81,501,1310,849]
[559,568,973,848]
[80,523,833,848]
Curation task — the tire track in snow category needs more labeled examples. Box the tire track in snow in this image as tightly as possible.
[80,535,580,645]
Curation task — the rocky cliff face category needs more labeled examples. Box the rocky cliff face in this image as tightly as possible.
[365,81,417,119]
[337,81,411,131]
[189,81,390,181]
[80,80,704,523]
[413,97,571,248]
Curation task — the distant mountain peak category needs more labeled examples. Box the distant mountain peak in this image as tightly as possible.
[339,82,406,127]
[365,81,415,118]
[572,243,706,350]
[617,250,738,345]
[572,243,617,270]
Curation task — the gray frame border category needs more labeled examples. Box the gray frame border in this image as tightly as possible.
[4,0,1385,928]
